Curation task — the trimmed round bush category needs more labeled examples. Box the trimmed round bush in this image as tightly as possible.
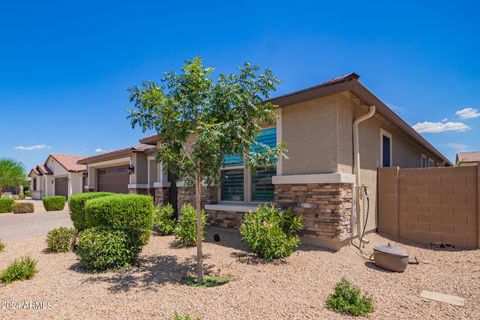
[85,194,154,244]
[153,203,176,235]
[13,202,34,214]
[43,196,66,211]
[0,198,14,213]
[174,204,206,247]
[68,192,114,231]
[240,205,304,260]
[77,226,141,271]
[46,227,76,253]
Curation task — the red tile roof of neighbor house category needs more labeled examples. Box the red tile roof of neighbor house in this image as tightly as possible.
[37,164,53,175]
[456,152,480,163]
[77,144,156,164]
[49,154,87,172]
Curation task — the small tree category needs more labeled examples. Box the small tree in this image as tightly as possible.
[0,158,26,193]
[128,57,285,283]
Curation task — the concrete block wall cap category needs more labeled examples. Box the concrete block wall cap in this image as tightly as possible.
[127,184,149,188]
[205,204,260,213]
[272,173,355,185]
[153,182,171,188]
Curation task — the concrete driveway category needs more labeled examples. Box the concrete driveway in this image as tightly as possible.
[0,200,72,241]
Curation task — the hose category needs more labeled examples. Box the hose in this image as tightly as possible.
[351,184,372,260]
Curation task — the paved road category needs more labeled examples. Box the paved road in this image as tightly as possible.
[0,201,72,241]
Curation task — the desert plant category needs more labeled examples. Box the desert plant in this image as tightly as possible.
[68,192,114,231]
[0,241,5,252]
[13,202,34,214]
[84,194,154,244]
[0,198,14,213]
[174,204,206,247]
[240,204,303,260]
[43,196,66,211]
[0,256,37,284]
[153,203,176,235]
[173,311,201,320]
[18,192,26,200]
[46,227,75,253]
[326,278,374,317]
[76,226,141,271]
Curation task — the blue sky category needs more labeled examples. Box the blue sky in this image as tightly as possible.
[1,0,479,170]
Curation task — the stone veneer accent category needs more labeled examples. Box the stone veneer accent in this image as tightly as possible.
[177,186,218,210]
[154,187,170,205]
[206,210,245,228]
[274,183,353,242]
[128,188,154,196]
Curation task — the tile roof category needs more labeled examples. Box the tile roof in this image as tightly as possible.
[456,151,480,163]
[78,144,156,164]
[37,164,53,175]
[49,154,87,172]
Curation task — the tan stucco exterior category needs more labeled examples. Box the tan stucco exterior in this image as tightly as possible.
[278,91,446,233]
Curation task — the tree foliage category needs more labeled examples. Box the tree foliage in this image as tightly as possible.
[127,57,285,282]
[0,158,26,192]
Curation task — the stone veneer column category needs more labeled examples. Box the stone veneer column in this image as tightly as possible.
[154,187,170,205]
[274,183,353,248]
[177,186,218,210]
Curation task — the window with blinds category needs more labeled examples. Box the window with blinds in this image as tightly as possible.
[252,167,276,201]
[220,169,244,201]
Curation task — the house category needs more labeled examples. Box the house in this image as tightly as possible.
[29,154,87,199]
[81,73,451,250]
[456,151,480,166]
[78,144,160,195]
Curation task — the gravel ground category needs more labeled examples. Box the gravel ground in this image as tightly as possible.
[0,229,478,320]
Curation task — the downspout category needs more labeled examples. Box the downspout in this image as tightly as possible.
[353,105,376,245]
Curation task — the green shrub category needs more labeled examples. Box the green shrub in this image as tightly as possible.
[68,192,115,231]
[85,194,154,244]
[174,204,206,247]
[326,278,374,317]
[240,204,303,260]
[0,241,4,252]
[24,190,32,197]
[13,202,34,214]
[0,256,37,284]
[173,311,201,320]
[43,196,66,211]
[76,226,141,271]
[18,192,26,200]
[46,227,75,253]
[153,204,176,235]
[0,198,14,213]
[186,275,230,288]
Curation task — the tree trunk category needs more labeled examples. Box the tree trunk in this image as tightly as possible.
[195,170,204,283]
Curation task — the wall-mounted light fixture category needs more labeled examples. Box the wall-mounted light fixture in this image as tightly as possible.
[128,165,135,175]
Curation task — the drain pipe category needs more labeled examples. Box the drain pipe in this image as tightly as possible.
[353,105,376,245]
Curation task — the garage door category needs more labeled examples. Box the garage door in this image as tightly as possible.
[97,166,129,194]
[55,177,69,197]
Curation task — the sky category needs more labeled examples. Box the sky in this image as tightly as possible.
[1,0,479,170]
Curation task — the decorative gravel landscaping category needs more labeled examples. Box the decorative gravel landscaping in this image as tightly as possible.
[0,230,478,319]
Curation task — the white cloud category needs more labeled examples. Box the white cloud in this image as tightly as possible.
[412,120,471,133]
[455,107,480,120]
[444,143,470,151]
[94,148,106,153]
[14,144,51,151]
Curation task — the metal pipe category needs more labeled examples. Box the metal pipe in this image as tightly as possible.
[353,105,376,243]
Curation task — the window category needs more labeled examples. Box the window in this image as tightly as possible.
[33,178,37,191]
[380,129,392,168]
[428,158,435,168]
[220,127,276,202]
[421,154,427,168]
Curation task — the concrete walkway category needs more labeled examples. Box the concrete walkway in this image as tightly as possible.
[0,200,72,241]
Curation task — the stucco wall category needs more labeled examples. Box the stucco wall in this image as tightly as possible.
[281,94,340,175]
[133,153,148,185]
[69,173,84,196]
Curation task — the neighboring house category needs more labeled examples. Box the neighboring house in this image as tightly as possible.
[78,144,159,195]
[456,151,480,166]
[80,73,451,250]
[28,154,87,199]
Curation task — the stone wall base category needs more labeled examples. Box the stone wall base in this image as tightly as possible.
[128,188,154,196]
[177,186,218,210]
[206,210,245,228]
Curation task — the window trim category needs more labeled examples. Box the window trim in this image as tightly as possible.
[380,129,393,168]
[421,154,427,168]
[428,158,435,168]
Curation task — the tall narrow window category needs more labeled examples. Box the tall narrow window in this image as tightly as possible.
[221,169,244,201]
[33,178,37,191]
[380,130,392,168]
[428,158,435,168]
[421,154,427,168]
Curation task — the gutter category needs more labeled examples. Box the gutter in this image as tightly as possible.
[352,105,376,243]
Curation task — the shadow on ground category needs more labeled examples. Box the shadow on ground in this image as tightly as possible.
[73,254,216,293]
